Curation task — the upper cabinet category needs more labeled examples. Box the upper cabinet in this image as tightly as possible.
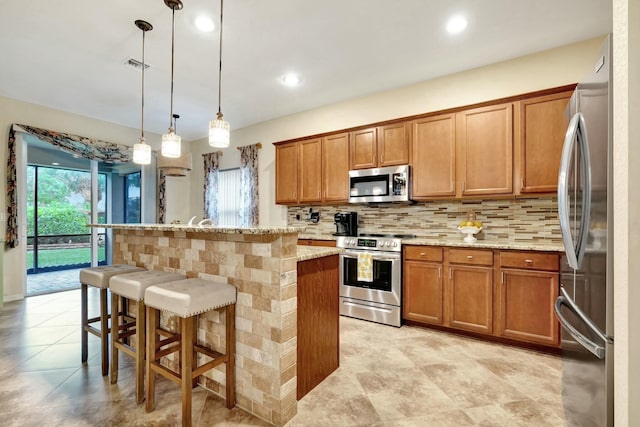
[275,133,350,205]
[456,103,514,197]
[298,138,323,203]
[322,132,350,203]
[349,124,409,170]
[275,142,299,204]
[411,114,456,199]
[517,91,573,194]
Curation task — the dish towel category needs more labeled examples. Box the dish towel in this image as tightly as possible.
[357,252,373,282]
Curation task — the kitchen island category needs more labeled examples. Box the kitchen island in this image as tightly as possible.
[95,224,341,427]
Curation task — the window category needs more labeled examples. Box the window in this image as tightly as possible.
[218,168,241,226]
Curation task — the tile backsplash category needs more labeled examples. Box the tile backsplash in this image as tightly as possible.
[288,197,562,244]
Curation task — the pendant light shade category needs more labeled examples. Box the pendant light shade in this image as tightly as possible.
[132,19,153,165]
[161,0,183,158]
[208,0,230,148]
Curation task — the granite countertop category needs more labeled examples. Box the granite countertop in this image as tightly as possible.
[297,246,343,262]
[89,223,303,235]
[298,234,338,241]
[405,237,564,252]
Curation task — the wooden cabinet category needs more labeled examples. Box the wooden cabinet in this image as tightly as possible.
[403,246,444,325]
[298,138,322,203]
[349,127,378,170]
[517,91,573,194]
[275,133,350,205]
[456,103,514,196]
[350,124,409,170]
[378,123,410,167]
[411,114,456,199]
[446,248,494,334]
[496,251,560,346]
[298,239,337,247]
[275,142,299,204]
[297,254,339,399]
[322,132,350,203]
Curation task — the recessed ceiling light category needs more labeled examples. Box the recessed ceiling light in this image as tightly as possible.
[195,15,215,33]
[280,73,302,87]
[51,162,60,166]
[446,15,468,34]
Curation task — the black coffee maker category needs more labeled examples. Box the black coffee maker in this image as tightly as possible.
[333,212,358,236]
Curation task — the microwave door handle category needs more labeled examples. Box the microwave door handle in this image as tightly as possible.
[558,113,581,269]
[575,113,592,268]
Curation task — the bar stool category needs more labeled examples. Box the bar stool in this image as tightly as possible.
[144,278,237,427]
[79,264,145,376]
[109,270,186,404]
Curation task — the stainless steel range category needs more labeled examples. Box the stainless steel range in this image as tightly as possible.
[337,233,414,327]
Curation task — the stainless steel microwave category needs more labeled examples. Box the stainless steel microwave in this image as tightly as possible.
[348,165,411,203]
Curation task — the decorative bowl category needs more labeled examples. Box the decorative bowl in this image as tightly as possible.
[457,226,483,243]
[589,228,606,248]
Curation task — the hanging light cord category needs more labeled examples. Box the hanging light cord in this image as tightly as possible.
[141,27,146,140]
[217,0,224,117]
[169,5,176,129]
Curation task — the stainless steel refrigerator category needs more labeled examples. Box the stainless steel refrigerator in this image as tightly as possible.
[554,35,613,427]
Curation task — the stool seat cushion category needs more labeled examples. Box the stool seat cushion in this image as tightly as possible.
[144,279,237,318]
[109,271,186,301]
[80,265,146,289]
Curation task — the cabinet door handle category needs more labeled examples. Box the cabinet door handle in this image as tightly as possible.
[524,259,533,264]
[521,178,525,191]
[438,267,442,279]
[501,271,504,284]
[318,191,321,198]
[467,255,473,259]
[462,181,466,192]
[449,268,452,280]
[419,252,426,256]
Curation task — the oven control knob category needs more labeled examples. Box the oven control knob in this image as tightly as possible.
[384,241,390,247]
[392,241,398,247]
[350,239,356,245]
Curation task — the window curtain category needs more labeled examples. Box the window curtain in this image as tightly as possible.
[157,170,166,224]
[5,124,133,248]
[203,151,221,222]
[239,144,260,227]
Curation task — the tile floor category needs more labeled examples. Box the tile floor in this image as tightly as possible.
[0,289,567,426]
[27,268,83,296]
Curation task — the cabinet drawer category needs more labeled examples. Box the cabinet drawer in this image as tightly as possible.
[499,251,559,271]
[448,248,493,266]
[404,246,443,262]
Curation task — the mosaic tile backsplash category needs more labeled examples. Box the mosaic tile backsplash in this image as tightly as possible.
[288,197,562,244]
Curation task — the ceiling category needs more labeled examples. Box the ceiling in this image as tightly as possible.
[0,1,611,142]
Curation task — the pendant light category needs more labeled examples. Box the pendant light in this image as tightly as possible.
[161,0,183,158]
[132,20,153,165]
[157,113,192,176]
[208,0,230,148]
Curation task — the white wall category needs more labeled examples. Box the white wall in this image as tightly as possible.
[613,0,640,425]
[188,36,605,227]
[0,96,189,301]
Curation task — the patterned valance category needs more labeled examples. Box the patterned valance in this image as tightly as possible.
[12,124,133,163]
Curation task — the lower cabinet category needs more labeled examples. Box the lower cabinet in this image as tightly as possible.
[496,251,560,346]
[402,245,560,348]
[403,246,444,325]
[298,239,337,247]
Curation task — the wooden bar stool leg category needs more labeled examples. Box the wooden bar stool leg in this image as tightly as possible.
[135,300,146,404]
[191,316,198,389]
[146,305,157,413]
[181,316,194,427]
[100,288,109,376]
[110,292,120,384]
[81,283,88,364]
[226,304,236,408]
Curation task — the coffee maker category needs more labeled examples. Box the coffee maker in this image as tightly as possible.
[333,212,358,236]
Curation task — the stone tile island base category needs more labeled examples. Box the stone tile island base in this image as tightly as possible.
[105,225,299,426]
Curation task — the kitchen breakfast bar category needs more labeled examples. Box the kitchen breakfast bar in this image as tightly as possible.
[94,224,341,427]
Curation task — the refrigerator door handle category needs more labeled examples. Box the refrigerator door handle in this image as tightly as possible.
[554,288,612,359]
[557,113,592,270]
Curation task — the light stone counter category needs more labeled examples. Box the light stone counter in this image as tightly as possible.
[94,223,302,235]
[406,236,564,252]
[296,246,342,262]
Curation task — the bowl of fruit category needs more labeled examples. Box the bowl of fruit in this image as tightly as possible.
[457,211,483,243]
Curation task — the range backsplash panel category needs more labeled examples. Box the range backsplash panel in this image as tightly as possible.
[288,198,561,245]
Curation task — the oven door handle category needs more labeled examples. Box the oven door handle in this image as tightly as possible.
[342,250,400,262]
